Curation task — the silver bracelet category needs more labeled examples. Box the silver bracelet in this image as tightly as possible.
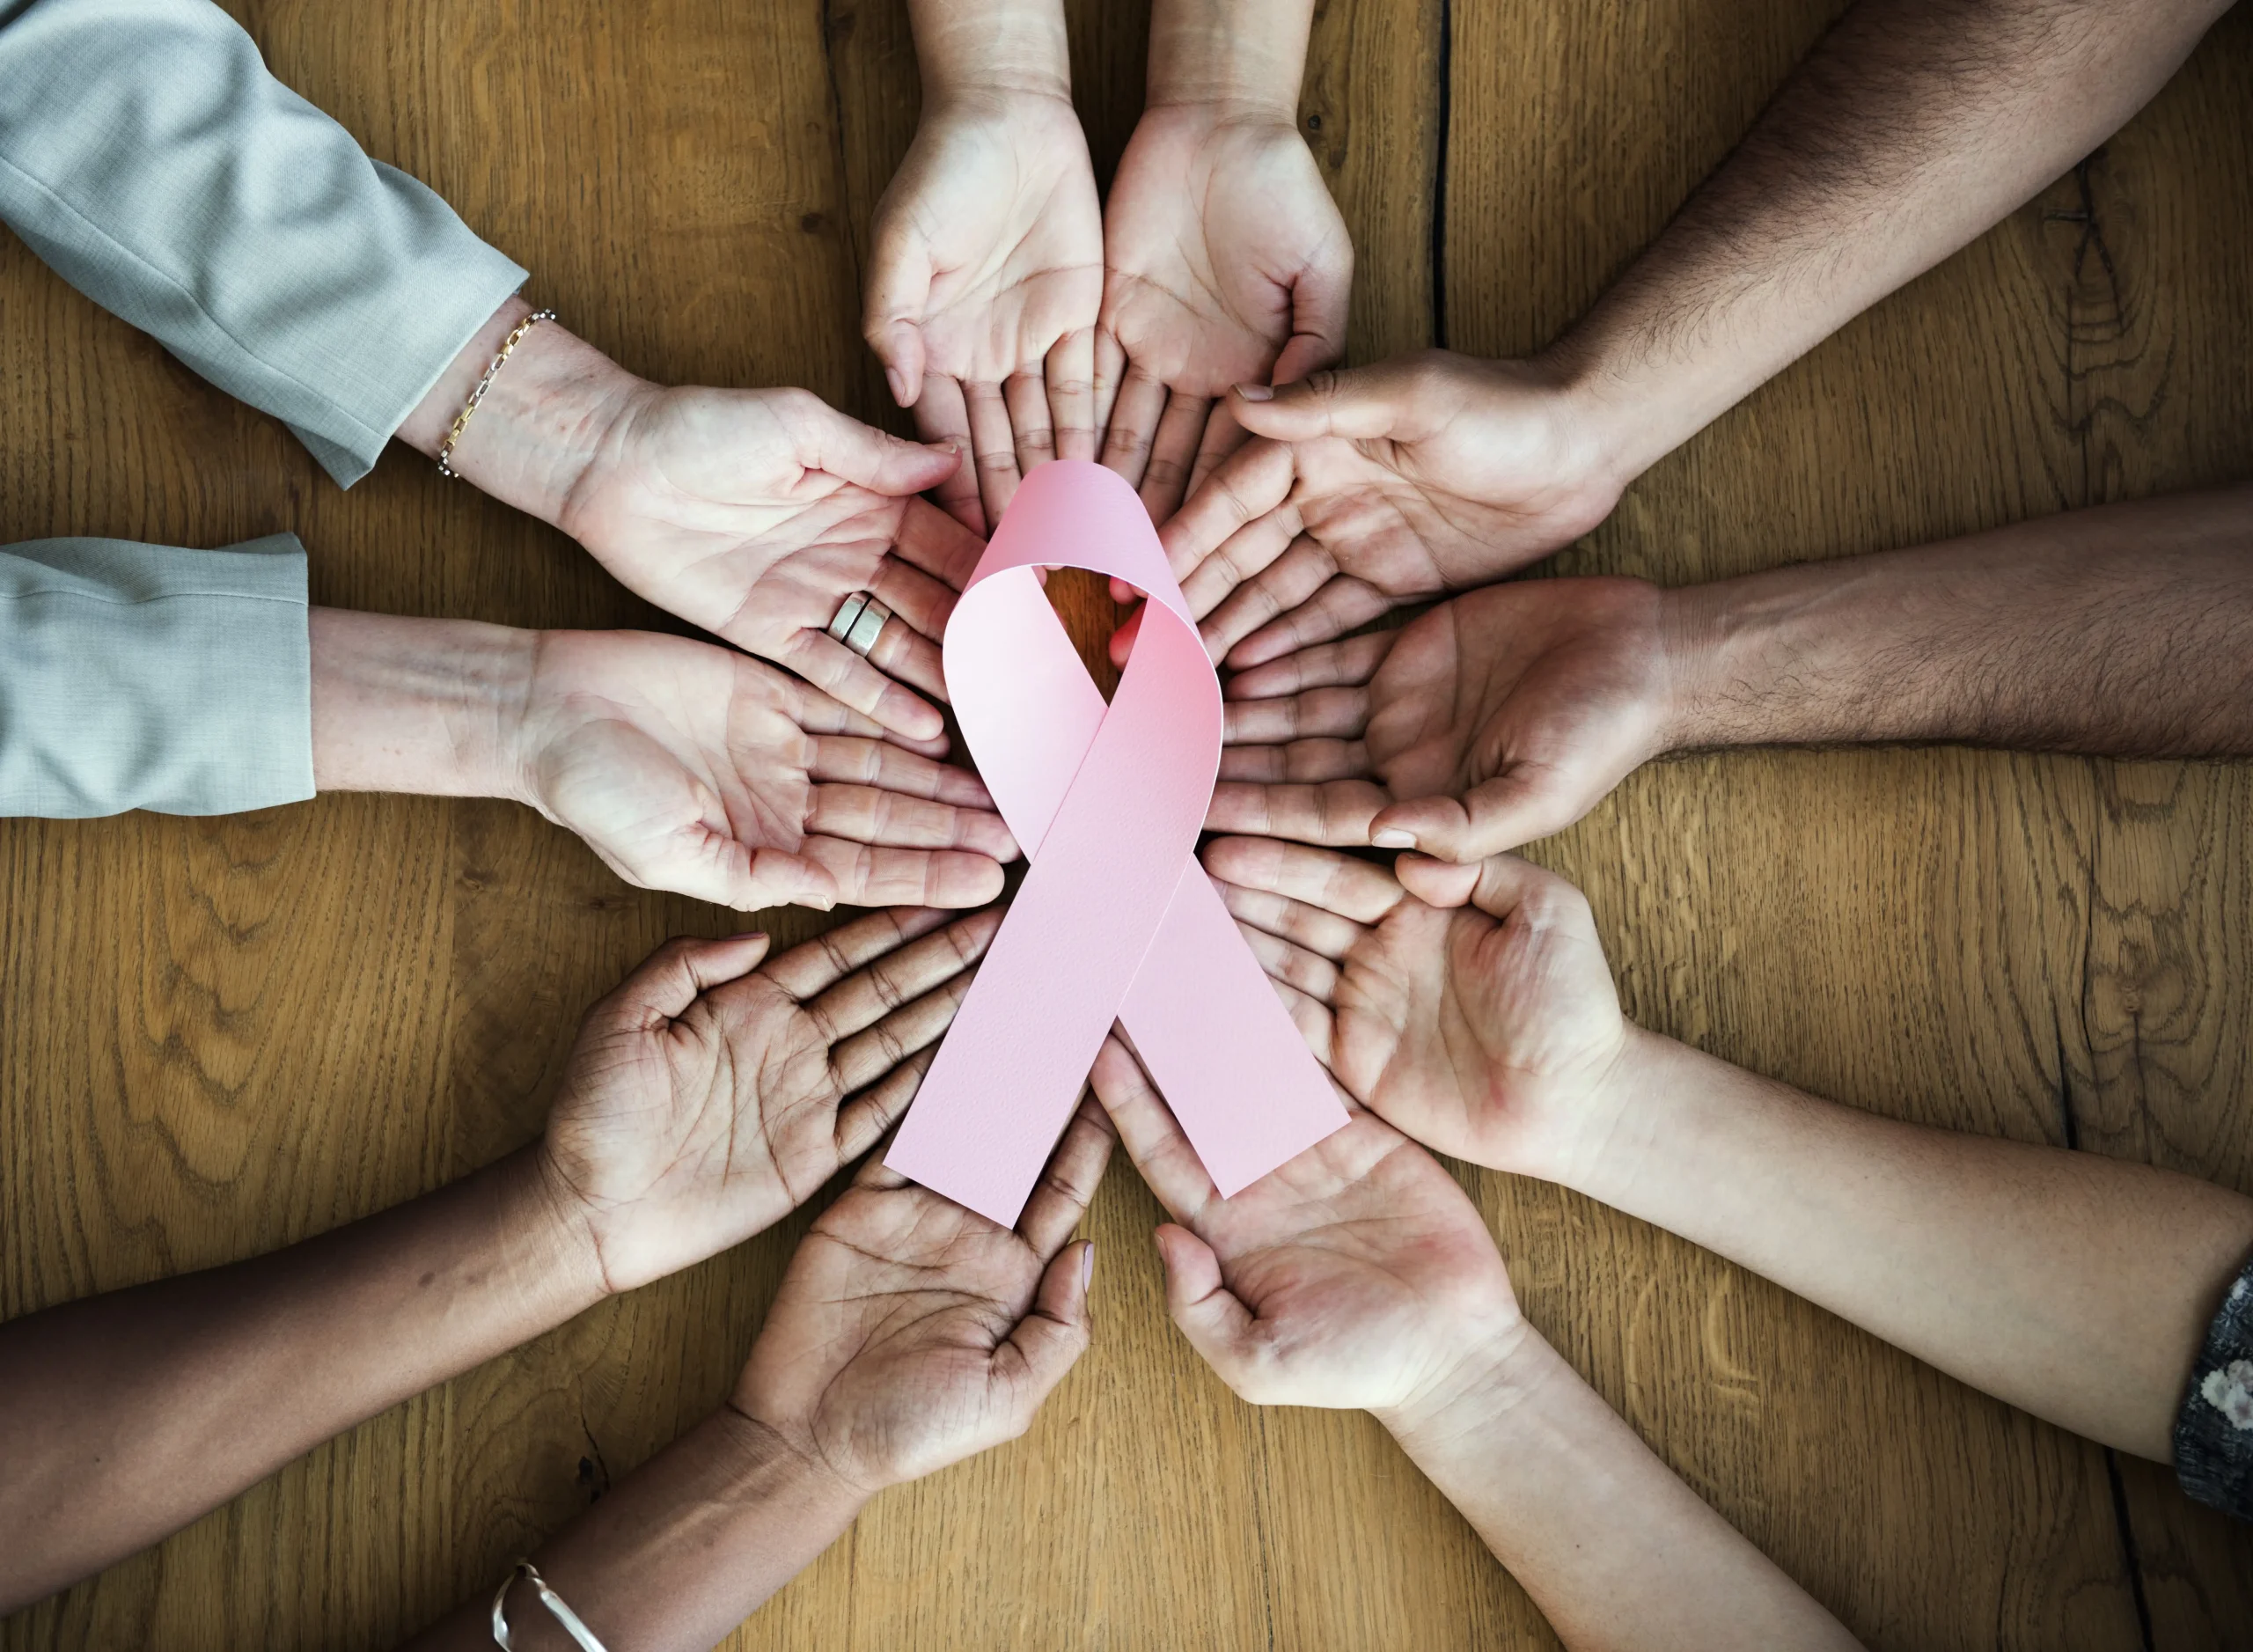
[491,1559,610,1651]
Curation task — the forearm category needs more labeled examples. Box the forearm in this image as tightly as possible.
[1380,1329,1857,1649]
[1145,0,1316,117]
[1552,0,2226,483]
[905,0,1072,103]
[309,608,534,799]
[0,1149,603,1610]
[407,1408,866,1651]
[1656,485,2253,755]
[1582,1031,2253,1459]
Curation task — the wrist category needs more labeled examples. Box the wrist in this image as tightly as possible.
[486,1146,617,1322]
[910,0,1071,106]
[397,299,648,532]
[1145,0,1313,122]
[1565,1026,1728,1215]
[308,609,539,801]
[1372,1313,1551,1456]
[716,1399,877,1514]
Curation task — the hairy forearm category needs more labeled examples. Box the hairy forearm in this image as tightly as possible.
[906,0,1072,103]
[1658,485,2253,755]
[1555,0,2226,482]
[407,1408,865,1650]
[1380,1329,1858,1649]
[1145,0,1316,116]
[311,608,536,799]
[1582,1031,2253,1459]
[0,1150,603,1611]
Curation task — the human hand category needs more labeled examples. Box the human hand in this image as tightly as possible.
[538,907,1001,1296]
[512,628,1015,911]
[412,310,984,747]
[1137,351,1626,670]
[1200,837,1635,1187]
[731,1098,1111,1494]
[1208,576,1675,859]
[1088,1035,1521,1417]
[1097,104,1350,522]
[864,91,1104,535]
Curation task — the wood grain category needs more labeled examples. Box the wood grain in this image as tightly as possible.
[2,0,2249,1648]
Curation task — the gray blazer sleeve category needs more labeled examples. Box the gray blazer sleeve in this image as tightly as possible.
[0,535,315,817]
[0,0,527,486]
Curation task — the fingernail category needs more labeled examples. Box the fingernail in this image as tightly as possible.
[1372,828,1416,849]
[885,367,912,406]
[1234,383,1274,401]
[1082,1243,1096,1291]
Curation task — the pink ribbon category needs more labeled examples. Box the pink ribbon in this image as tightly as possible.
[886,461,1347,1225]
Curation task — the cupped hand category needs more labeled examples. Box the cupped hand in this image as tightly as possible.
[864,92,1105,535]
[513,628,1016,911]
[1208,576,1674,860]
[556,382,987,745]
[1141,351,1624,670]
[538,907,1001,1295]
[1198,837,1633,1186]
[1097,106,1350,523]
[731,1098,1112,1495]
[1088,1036,1519,1416]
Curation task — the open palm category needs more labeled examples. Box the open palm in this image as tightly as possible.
[539,908,1001,1295]
[1097,108,1349,519]
[558,384,984,744]
[1210,576,1673,859]
[1090,1036,1518,1415]
[1159,353,1625,668]
[514,628,1016,911]
[733,1099,1111,1494]
[1198,838,1633,1187]
[864,94,1104,532]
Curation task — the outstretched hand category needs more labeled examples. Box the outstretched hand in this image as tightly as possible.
[554,384,985,745]
[863,91,1105,535]
[732,1098,1112,1494]
[1138,351,1623,670]
[1200,837,1635,1187]
[1088,1035,1519,1416]
[514,628,1016,911]
[1208,576,1675,859]
[1097,106,1350,524]
[538,908,1000,1295]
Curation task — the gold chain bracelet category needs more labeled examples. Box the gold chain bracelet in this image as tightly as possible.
[437,307,557,479]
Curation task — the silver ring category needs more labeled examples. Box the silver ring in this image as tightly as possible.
[826,591,870,642]
[842,597,892,658]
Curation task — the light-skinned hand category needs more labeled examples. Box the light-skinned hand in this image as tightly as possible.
[514,628,1016,911]
[1207,576,1674,860]
[1199,836,1636,1188]
[1088,1035,1522,1417]
[1135,351,1626,670]
[1097,105,1350,525]
[538,907,1001,1296]
[863,90,1104,537]
[732,1097,1112,1494]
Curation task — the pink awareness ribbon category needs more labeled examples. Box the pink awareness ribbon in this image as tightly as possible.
[886,460,1348,1225]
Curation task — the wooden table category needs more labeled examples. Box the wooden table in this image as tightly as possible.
[4,2,2251,1645]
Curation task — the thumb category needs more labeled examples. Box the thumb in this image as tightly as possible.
[1371,769,1579,863]
[998,1239,1097,1405]
[806,401,962,498]
[1155,1223,1260,1384]
[1228,363,1402,444]
[1268,239,1352,389]
[862,232,935,407]
[598,931,774,1031]
[734,848,842,914]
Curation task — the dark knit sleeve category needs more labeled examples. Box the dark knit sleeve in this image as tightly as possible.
[2175,1252,2253,1522]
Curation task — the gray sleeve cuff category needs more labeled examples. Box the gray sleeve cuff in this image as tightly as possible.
[0,0,527,486]
[0,534,314,817]
[2175,1251,2253,1522]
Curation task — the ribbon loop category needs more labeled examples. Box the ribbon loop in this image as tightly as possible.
[886,461,1347,1226]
